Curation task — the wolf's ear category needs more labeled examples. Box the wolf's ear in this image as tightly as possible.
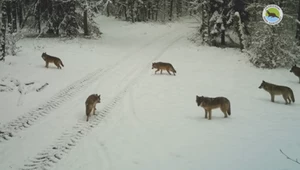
[262,80,265,82]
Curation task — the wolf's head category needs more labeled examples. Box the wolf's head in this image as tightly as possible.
[41,52,47,60]
[258,80,267,89]
[95,94,101,103]
[152,63,157,69]
[196,95,204,106]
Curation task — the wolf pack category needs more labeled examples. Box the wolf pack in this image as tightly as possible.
[41,52,300,121]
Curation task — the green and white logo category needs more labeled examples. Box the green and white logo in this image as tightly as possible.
[262,4,283,25]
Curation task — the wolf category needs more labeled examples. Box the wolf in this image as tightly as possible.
[152,62,176,76]
[196,95,231,120]
[41,52,64,69]
[258,80,295,104]
[85,94,101,122]
[290,65,300,83]
[266,10,279,18]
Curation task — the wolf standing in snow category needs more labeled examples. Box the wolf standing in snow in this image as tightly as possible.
[258,80,295,104]
[152,62,176,76]
[41,52,64,69]
[196,95,231,120]
[85,94,101,122]
[290,65,300,83]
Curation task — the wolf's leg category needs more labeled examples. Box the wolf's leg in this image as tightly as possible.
[160,69,162,74]
[271,94,275,102]
[204,109,208,118]
[221,106,228,118]
[86,114,90,121]
[167,69,172,75]
[45,62,49,68]
[54,62,61,69]
[288,97,292,104]
[287,95,292,104]
[282,95,289,104]
[93,106,97,115]
[298,77,300,83]
[92,107,96,115]
[208,110,212,120]
[155,69,159,74]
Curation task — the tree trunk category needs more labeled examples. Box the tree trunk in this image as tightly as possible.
[169,0,174,21]
[296,0,300,43]
[130,0,135,23]
[107,1,110,17]
[17,0,23,28]
[83,8,89,35]
[176,0,182,18]
[155,0,159,21]
[220,0,228,46]
[67,0,78,36]
[124,6,128,21]
[163,0,166,21]
[0,1,7,61]
[6,0,12,33]
[234,13,244,50]
[11,0,17,32]
[201,1,211,45]
[34,0,41,33]
[253,0,257,22]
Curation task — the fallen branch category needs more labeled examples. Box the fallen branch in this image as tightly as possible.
[0,84,14,92]
[280,149,300,165]
[36,83,49,92]
[25,82,35,86]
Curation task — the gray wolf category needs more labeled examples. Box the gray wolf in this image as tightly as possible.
[290,65,300,83]
[152,62,176,76]
[196,95,231,120]
[259,80,295,104]
[85,94,101,121]
[41,52,64,69]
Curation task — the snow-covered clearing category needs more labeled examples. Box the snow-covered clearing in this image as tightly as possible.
[0,16,299,170]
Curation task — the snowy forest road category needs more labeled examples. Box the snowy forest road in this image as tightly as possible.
[0,20,194,170]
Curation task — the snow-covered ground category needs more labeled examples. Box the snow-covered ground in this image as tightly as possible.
[0,15,299,170]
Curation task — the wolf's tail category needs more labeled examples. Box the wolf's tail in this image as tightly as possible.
[60,59,64,67]
[171,65,176,73]
[86,104,92,121]
[227,100,231,116]
[290,89,295,103]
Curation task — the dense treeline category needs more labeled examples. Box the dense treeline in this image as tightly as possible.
[189,0,300,68]
[1,0,300,68]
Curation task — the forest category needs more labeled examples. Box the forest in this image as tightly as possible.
[0,0,300,69]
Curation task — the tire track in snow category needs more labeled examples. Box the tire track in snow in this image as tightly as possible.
[0,30,176,144]
[0,68,107,143]
[20,33,186,170]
